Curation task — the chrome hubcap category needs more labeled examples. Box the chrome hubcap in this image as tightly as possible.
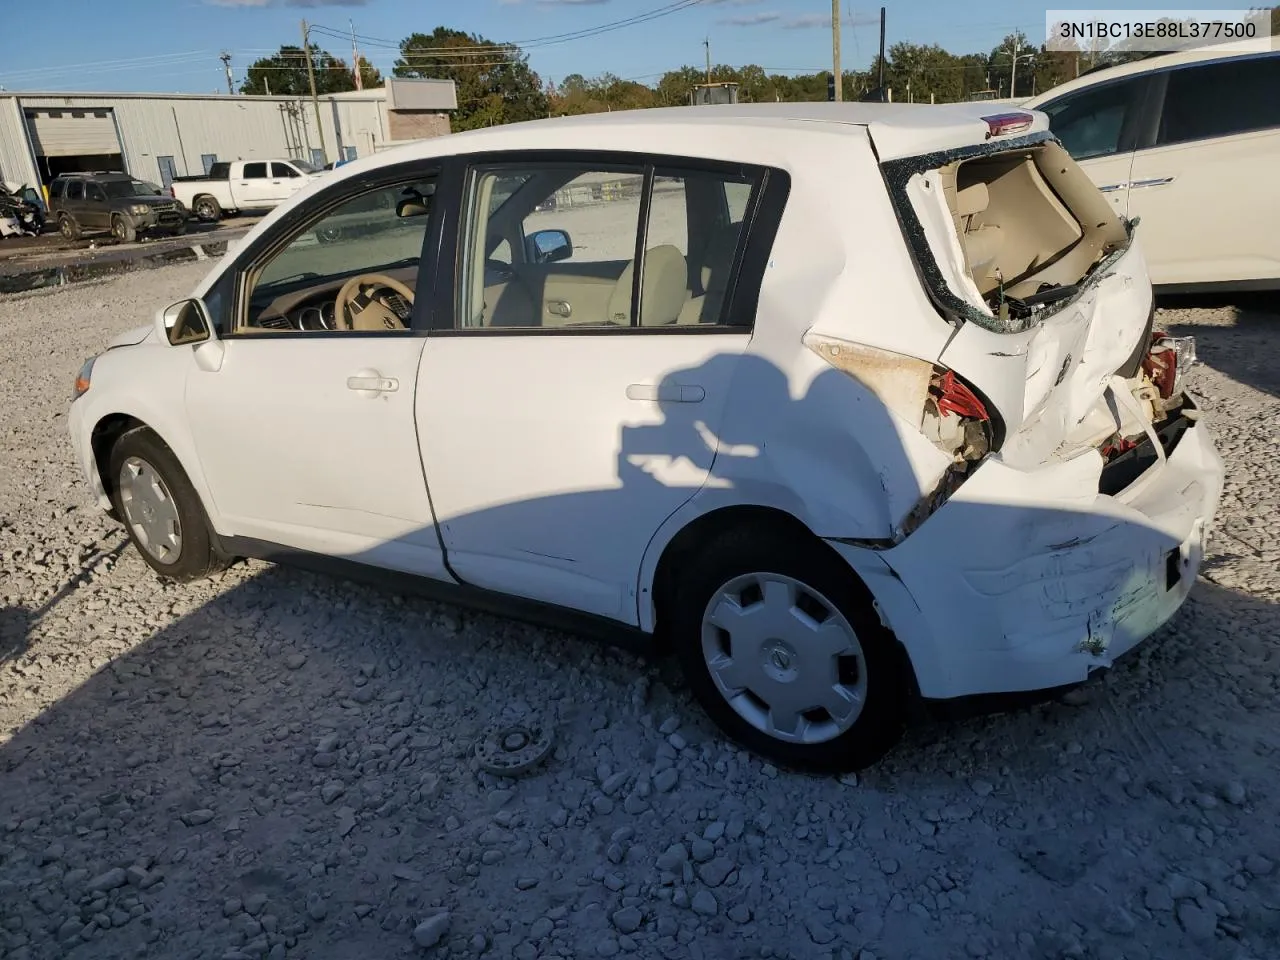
[701,573,867,744]
[118,456,182,563]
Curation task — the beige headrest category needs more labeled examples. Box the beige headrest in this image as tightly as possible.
[956,182,990,218]
[607,245,689,326]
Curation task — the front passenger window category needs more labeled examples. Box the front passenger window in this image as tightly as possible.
[237,177,437,334]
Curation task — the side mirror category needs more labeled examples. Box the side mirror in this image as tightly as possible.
[158,298,215,346]
[526,228,572,264]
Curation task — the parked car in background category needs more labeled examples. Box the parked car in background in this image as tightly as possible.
[0,181,45,237]
[169,158,323,223]
[1023,38,1280,293]
[48,172,187,243]
[67,103,1223,772]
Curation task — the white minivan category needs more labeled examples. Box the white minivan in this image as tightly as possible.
[1024,39,1280,293]
[67,102,1224,772]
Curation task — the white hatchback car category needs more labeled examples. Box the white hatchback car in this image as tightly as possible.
[1023,38,1280,292]
[69,102,1225,772]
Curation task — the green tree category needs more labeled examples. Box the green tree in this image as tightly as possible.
[393,28,548,130]
[240,44,379,96]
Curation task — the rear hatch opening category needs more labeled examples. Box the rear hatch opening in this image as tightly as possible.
[881,130,1133,334]
[855,124,1204,533]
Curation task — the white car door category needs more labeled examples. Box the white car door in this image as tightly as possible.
[183,166,449,578]
[233,161,277,208]
[270,162,311,203]
[415,159,776,624]
[1124,54,1280,288]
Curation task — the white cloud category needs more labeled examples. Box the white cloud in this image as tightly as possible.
[719,12,782,26]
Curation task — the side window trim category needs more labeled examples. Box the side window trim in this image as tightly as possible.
[433,149,785,337]
[219,160,446,340]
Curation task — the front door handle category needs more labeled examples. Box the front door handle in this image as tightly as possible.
[626,383,705,403]
[347,370,398,397]
[1129,176,1175,189]
[546,300,571,318]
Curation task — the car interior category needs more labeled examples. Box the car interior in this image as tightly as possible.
[233,165,757,336]
[466,167,755,330]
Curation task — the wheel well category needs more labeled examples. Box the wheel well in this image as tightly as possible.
[649,505,824,651]
[648,505,924,712]
[91,414,146,509]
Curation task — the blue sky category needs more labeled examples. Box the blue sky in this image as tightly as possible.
[0,0,1247,93]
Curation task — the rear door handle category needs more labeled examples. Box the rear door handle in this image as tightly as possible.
[626,383,705,403]
[347,370,398,396]
[1130,176,1175,189]
[546,300,571,318]
[1098,182,1127,193]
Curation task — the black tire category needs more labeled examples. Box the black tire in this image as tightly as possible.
[111,215,137,243]
[193,195,221,223]
[107,427,227,582]
[59,214,80,241]
[671,525,907,773]
[170,220,188,236]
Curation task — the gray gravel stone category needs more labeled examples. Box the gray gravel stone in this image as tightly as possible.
[691,891,718,917]
[413,912,450,948]
[610,906,643,934]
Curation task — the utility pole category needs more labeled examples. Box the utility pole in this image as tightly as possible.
[877,7,886,95]
[831,0,842,101]
[703,37,711,86]
[301,19,327,164]
[219,51,233,95]
[1009,34,1019,100]
[351,19,363,91]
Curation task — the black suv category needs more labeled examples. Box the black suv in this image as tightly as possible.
[48,172,188,242]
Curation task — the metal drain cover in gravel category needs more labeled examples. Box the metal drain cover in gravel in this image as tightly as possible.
[475,721,554,776]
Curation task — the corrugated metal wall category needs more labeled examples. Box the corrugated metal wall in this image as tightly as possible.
[0,98,38,188]
[0,94,385,186]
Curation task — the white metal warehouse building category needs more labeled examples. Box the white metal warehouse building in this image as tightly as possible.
[0,78,456,199]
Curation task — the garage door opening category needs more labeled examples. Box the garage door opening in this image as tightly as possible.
[23,107,125,190]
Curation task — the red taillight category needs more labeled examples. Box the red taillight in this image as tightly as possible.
[981,111,1034,138]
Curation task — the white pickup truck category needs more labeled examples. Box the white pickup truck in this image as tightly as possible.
[168,158,324,223]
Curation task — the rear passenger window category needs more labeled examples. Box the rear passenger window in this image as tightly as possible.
[1157,55,1280,145]
[272,163,299,178]
[243,163,268,179]
[67,181,84,201]
[1040,78,1142,160]
[458,163,759,331]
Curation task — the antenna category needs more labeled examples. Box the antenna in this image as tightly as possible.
[219,51,234,95]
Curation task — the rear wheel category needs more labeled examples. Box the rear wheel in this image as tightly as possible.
[193,195,221,223]
[58,214,80,241]
[671,526,907,773]
[111,215,136,243]
[107,427,227,581]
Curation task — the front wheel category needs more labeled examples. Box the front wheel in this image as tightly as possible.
[672,526,907,773]
[107,427,227,581]
[111,215,136,243]
[59,214,80,240]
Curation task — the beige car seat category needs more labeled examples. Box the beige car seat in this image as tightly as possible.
[606,244,690,326]
[677,224,741,325]
[955,182,1003,285]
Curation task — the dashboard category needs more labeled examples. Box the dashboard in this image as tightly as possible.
[250,265,418,332]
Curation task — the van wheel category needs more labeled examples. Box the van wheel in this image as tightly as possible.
[671,526,906,773]
[59,214,80,241]
[111,215,137,243]
[193,196,221,222]
[107,427,228,582]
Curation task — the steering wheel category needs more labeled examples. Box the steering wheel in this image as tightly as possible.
[334,273,416,331]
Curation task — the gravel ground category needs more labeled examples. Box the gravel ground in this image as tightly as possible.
[1,263,1279,960]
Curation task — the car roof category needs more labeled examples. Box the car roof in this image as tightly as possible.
[1024,37,1279,106]
[353,100,1051,171]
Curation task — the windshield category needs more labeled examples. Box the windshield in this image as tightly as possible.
[291,160,318,174]
[102,179,159,199]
